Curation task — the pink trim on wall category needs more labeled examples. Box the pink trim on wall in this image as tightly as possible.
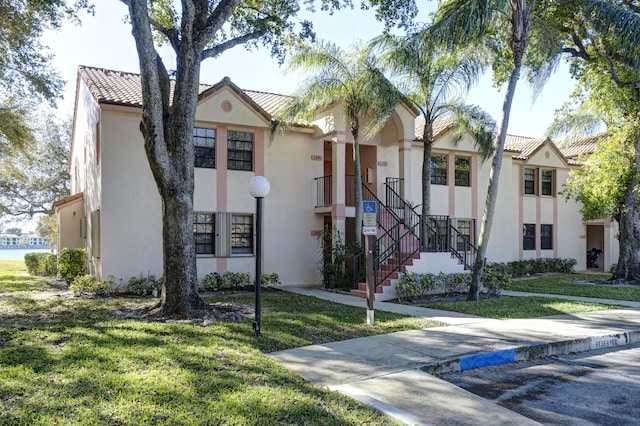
[332,203,346,220]
[217,125,228,211]
[536,195,542,258]
[448,152,455,216]
[518,165,524,258]
[553,195,558,257]
[471,154,478,220]
[216,257,227,275]
[254,129,265,176]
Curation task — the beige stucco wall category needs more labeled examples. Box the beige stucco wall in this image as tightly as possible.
[100,107,163,283]
[56,198,85,250]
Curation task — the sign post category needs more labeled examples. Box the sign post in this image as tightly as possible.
[362,201,377,325]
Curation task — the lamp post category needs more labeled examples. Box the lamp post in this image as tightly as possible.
[248,176,270,337]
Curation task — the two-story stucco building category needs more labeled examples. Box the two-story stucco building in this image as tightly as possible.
[55,66,619,298]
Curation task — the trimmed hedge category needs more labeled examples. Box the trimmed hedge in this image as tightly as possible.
[24,252,58,276]
[58,248,87,284]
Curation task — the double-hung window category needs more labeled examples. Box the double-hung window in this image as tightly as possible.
[541,170,554,196]
[541,224,553,249]
[231,214,253,254]
[194,212,254,256]
[454,156,471,187]
[193,128,215,168]
[194,213,215,255]
[524,168,536,195]
[431,153,448,185]
[228,131,253,171]
[523,224,536,250]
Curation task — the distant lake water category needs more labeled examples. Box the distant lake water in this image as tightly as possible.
[0,248,53,261]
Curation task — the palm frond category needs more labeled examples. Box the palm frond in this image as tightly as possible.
[581,0,640,68]
[444,103,497,161]
[547,111,606,147]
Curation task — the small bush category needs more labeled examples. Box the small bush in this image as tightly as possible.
[25,252,49,275]
[125,274,162,296]
[70,274,116,296]
[199,272,222,292]
[396,272,440,303]
[58,248,87,284]
[493,257,577,278]
[260,272,281,287]
[481,265,511,295]
[45,253,58,275]
[442,273,470,295]
[222,272,252,289]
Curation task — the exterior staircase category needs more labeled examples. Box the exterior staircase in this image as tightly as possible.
[350,178,478,302]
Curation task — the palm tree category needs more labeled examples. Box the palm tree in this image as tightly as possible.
[429,0,640,299]
[373,32,496,252]
[278,41,402,246]
[425,0,545,300]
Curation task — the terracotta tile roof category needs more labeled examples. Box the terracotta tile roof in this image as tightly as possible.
[244,90,291,117]
[414,116,455,140]
[504,135,548,159]
[559,133,603,160]
[78,66,288,116]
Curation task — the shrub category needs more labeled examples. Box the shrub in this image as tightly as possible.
[199,272,222,292]
[442,272,470,295]
[260,272,281,287]
[70,274,116,296]
[58,248,87,284]
[481,265,511,295]
[222,272,252,289]
[497,257,577,278]
[318,226,363,290]
[45,253,58,275]
[396,272,439,303]
[125,274,162,296]
[25,252,49,275]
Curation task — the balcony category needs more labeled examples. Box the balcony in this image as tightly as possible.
[314,175,377,210]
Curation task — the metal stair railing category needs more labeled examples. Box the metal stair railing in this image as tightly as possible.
[362,185,420,288]
[449,224,478,270]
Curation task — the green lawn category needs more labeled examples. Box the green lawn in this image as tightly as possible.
[425,296,620,320]
[420,273,633,319]
[0,259,26,272]
[504,273,640,301]
[0,273,440,425]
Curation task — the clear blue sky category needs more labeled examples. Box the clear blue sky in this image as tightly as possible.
[43,1,577,137]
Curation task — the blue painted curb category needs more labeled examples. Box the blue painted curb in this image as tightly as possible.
[459,348,515,371]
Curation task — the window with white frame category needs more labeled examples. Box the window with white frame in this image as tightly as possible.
[231,214,253,254]
[194,213,215,255]
[194,212,254,256]
[541,170,554,196]
[431,153,447,185]
[524,168,536,195]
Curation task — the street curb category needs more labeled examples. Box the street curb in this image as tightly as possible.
[421,329,640,375]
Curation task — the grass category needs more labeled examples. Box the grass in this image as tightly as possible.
[425,296,620,320]
[0,273,441,425]
[0,259,26,272]
[504,273,640,301]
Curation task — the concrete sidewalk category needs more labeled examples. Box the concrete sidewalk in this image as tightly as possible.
[268,287,640,425]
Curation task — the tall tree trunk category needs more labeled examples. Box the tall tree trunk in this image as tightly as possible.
[469,0,529,301]
[420,120,434,251]
[616,128,640,281]
[352,117,363,246]
[128,0,206,317]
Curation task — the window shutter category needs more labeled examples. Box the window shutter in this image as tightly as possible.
[215,212,231,257]
[91,210,101,258]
